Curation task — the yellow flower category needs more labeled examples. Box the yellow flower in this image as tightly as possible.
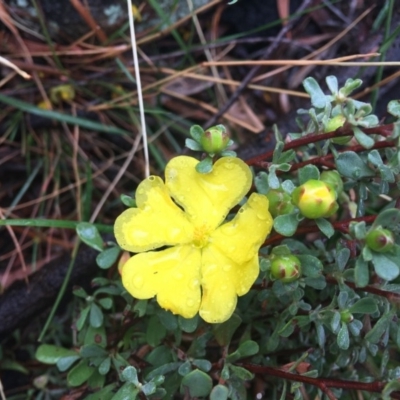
[114,156,273,323]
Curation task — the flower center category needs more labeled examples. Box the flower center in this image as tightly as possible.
[192,224,211,248]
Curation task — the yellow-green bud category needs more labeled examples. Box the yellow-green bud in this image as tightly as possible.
[266,189,295,217]
[324,115,351,144]
[365,227,395,253]
[320,170,343,196]
[270,254,301,283]
[340,309,354,323]
[200,126,230,154]
[292,180,338,219]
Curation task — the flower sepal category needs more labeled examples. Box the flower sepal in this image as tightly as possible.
[292,179,338,219]
[365,227,395,253]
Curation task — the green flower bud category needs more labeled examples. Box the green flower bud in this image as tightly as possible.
[340,309,354,323]
[292,179,338,219]
[200,125,230,154]
[324,114,351,144]
[365,227,395,253]
[320,170,343,196]
[266,189,295,217]
[270,254,301,283]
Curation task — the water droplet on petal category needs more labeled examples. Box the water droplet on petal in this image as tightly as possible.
[133,275,144,289]
[221,284,228,291]
[224,161,234,170]
[220,224,235,236]
[223,264,232,272]
[189,279,200,290]
[257,212,268,221]
[186,298,195,307]
[175,272,183,280]
[168,228,182,240]
[137,188,145,195]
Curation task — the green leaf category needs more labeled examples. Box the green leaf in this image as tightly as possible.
[337,323,350,350]
[98,357,111,375]
[268,167,280,189]
[348,319,363,336]
[229,365,254,381]
[336,247,350,271]
[220,150,237,157]
[121,366,139,385]
[352,126,375,149]
[190,125,204,141]
[297,255,323,278]
[80,345,108,359]
[210,384,229,400]
[88,370,105,390]
[178,361,192,376]
[76,222,104,252]
[67,360,95,387]
[303,77,328,109]
[365,313,393,344]
[146,315,167,347]
[90,303,104,328]
[83,383,116,400]
[237,340,259,357]
[195,157,213,173]
[354,257,369,287]
[141,381,157,396]
[372,209,400,235]
[255,172,269,194]
[157,309,178,330]
[180,369,212,398]
[98,298,113,310]
[84,324,107,347]
[56,355,80,372]
[120,194,136,207]
[213,313,242,346]
[185,138,203,151]
[315,218,334,238]
[192,359,212,372]
[388,100,400,118]
[372,253,400,281]
[349,298,378,314]
[335,151,374,179]
[326,75,338,93]
[96,247,120,269]
[178,315,199,333]
[112,383,139,400]
[298,165,320,184]
[76,305,91,331]
[36,344,78,364]
[273,213,299,236]
[303,276,326,290]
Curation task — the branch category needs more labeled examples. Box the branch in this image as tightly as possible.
[238,363,399,399]
[246,123,395,167]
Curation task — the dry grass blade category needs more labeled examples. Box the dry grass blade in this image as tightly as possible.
[0,55,31,79]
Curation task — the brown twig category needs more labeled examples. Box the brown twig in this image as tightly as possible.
[205,0,314,128]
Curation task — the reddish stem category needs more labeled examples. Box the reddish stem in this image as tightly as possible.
[238,363,397,399]
[246,123,395,167]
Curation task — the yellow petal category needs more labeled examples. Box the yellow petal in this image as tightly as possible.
[121,245,202,318]
[199,245,259,323]
[165,156,252,230]
[211,193,273,264]
[114,176,194,252]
